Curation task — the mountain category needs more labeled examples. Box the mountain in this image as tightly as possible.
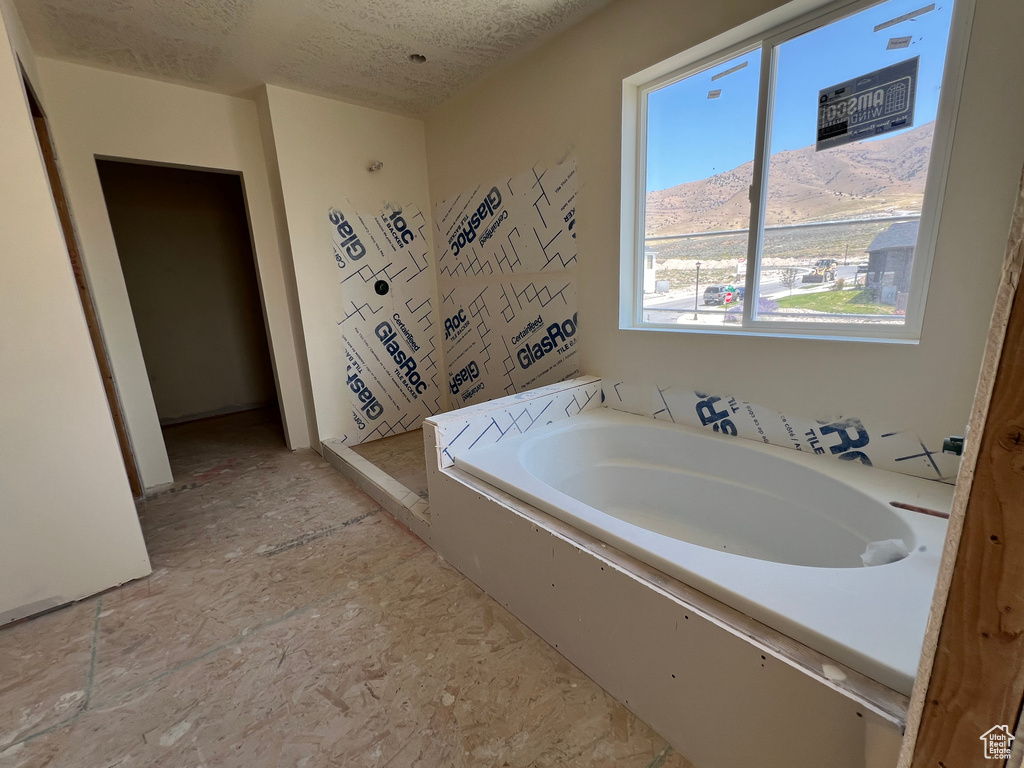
[645,122,935,236]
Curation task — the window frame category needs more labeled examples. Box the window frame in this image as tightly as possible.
[619,0,975,343]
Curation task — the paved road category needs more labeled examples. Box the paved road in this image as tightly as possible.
[643,264,860,322]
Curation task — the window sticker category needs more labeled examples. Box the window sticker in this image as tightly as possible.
[873,3,935,33]
[711,61,748,81]
[816,57,918,151]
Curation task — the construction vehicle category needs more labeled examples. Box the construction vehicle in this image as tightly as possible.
[801,258,838,283]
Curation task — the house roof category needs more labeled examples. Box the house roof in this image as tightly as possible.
[867,221,921,253]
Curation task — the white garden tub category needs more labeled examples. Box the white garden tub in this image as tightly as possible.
[454,407,953,694]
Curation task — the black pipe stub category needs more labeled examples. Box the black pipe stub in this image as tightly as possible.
[374,279,390,296]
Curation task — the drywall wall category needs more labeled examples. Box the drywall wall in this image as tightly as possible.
[253,88,320,450]
[0,1,150,624]
[35,60,313,489]
[423,0,1024,452]
[259,84,436,443]
[97,161,277,424]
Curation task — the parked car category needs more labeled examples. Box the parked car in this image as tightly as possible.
[703,285,731,305]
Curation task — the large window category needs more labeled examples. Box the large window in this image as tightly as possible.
[622,0,969,341]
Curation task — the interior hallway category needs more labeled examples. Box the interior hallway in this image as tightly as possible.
[0,410,691,767]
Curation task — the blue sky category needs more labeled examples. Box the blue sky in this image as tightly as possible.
[645,0,955,191]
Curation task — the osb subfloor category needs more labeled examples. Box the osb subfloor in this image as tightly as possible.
[0,408,693,768]
[351,429,429,500]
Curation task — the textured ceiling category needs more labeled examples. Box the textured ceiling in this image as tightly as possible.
[14,0,611,113]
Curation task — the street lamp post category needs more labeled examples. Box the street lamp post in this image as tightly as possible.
[693,261,701,320]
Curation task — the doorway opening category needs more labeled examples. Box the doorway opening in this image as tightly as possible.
[95,160,283,478]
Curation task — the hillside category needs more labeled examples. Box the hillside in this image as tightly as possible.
[645,122,935,236]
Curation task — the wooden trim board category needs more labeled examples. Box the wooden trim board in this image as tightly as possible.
[903,165,1024,765]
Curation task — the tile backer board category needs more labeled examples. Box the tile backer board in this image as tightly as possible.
[602,380,959,482]
[434,157,581,409]
[321,439,431,527]
[430,375,956,482]
[428,376,601,468]
[330,202,442,446]
[434,156,577,283]
[442,278,580,408]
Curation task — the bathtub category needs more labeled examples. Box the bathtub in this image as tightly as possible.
[453,407,953,695]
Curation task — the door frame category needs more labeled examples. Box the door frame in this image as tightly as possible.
[20,65,144,499]
[93,156,290,473]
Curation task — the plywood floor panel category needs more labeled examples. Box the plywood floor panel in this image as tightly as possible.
[0,600,98,750]
[0,409,691,768]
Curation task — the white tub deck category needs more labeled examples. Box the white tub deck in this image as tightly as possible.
[454,407,953,695]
